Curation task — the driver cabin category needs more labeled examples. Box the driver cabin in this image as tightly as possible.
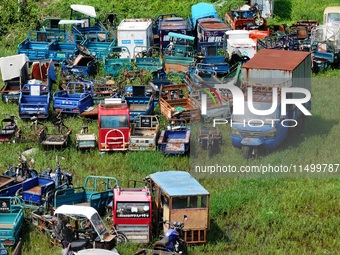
[149,171,210,244]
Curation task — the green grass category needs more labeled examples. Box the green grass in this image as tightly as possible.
[0,0,340,254]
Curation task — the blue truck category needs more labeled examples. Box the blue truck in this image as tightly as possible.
[124,85,155,122]
[53,82,93,114]
[19,83,50,119]
[158,119,191,154]
[77,31,116,61]
[47,32,85,63]
[159,17,189,53]
[17,31,57,61]
[103,46,132,77]
[230,49,312,158]
[0,197,24,247]
[53,176,118,215]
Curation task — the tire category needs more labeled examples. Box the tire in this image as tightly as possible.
[254,17,264,26]
[243,146,251,159]
[116,231,128,244]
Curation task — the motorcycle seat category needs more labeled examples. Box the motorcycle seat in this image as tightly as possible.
[71,238,90,251]
[154,236,170,247]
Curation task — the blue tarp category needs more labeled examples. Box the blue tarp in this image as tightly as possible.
[150,171,209,196]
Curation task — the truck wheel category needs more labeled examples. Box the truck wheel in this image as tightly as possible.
[254,17,264,26]
[243,146,251,159]
[116,231,128,244]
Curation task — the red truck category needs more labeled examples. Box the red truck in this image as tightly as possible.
[112,184,152,243]
[98,101,130,151]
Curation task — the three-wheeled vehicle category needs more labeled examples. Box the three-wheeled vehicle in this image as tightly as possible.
[123,85,155,122]
[98,100,130,152]
[38,114,72,150]
[159,83,200,122]
[53,205,124,252]
[164,33,195,74]
[0,197,24,247]
[53,82,93,114]
[19,82,51,119]
[0,114,17,144]
[103,46,132,78]
[158,119,190,155]
[112,180,152,243]
[198,126,222,153]
[134,46,162,72]
[0,54,29,103]
[129,115,159,151]
[54,175,117,215]
[147,171,210,244]
[75,125,97,150]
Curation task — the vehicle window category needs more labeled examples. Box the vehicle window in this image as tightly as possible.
[116,202,151,218]
[172,196,208,209]
[328,13,340,22]
[100,115,129,128]
[90,212,108,238]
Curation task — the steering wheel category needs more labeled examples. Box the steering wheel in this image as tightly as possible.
[76,44,91,56]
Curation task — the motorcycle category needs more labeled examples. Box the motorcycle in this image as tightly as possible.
[153,219,187,255]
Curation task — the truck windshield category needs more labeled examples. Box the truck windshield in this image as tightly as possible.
[90,212,108,238]
[233,102,278,124]
[328,13,340,22]
[116,202,150,218]
[100,115,129,128]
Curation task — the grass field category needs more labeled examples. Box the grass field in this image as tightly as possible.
[0,0,340,254]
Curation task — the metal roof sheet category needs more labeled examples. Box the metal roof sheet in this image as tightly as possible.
[198,19,229,31]
[70,5,96,18]
[118,19,152,31]
[149,171,209,196]
[159,18,187,30]
[242,49,311,71]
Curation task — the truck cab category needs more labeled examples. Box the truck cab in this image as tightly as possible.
[323,7,340,24]
[230,91,292,158]
[148,171,210,244]
[98,101,130,151]
[112,185,152,243]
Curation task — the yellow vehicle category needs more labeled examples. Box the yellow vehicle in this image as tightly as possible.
[323,7,340,24]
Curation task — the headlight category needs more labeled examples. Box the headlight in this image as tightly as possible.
[230,127,241,136]
[265,128,277,138]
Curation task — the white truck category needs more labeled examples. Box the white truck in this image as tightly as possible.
[225,30,257,59]
[117,19,154,59]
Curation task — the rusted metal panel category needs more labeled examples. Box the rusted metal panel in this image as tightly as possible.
[242,49,311,71]
[159,18,187,30]
[198,18,229,30]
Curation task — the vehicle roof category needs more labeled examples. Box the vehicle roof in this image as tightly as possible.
[159,18,187,30]
[149,171,209,196]
[114,187,151,202]
[192,3,218,19]
[54,205,98,219]
[198,18,229,31]
[70,5,96,18]
[118,19,152,30]
[242,49,310,71]
[324,7,340,13]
